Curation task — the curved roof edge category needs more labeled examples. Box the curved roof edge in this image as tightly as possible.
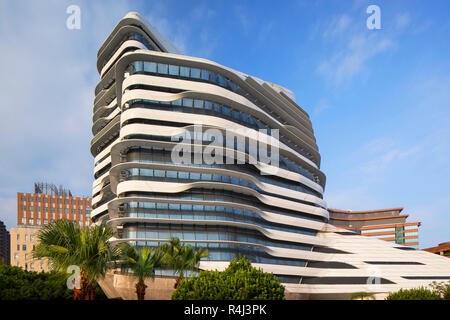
[98,12,182,57]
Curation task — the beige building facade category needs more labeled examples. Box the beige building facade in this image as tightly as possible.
[10,226,51,272]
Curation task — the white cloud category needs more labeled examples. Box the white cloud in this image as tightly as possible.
[0,0,139,229]
[395,12,411,30]
[323,14,352,38]
[317,32,393,86]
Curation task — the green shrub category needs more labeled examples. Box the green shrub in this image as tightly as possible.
[385,287,442,300]
[0,265,73,300]
[172,257,285,300]
[429,281,450,300]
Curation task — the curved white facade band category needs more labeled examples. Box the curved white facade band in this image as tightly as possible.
[92,12,450,299]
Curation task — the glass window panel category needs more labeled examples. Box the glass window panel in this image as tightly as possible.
[158,230,169,239]
[190,68,201,78]
[168,65,179,76]
[181,204,192,211]
[172,99,182,106]
[193,204,204,211]
[201,173,212,181]
[147,231,158,238]
[134,61,144,73]
[178,171,189,179]
[207,232,219,240]
[195,232,207,241]
[166,170,177,178]
[170,211,181,219]
[180,66,190,77]
[182,98,193,108]
[154,170,165,177]
[222,106,231,116]
[201,69,209,80]
[193,99,203,109]
[204,101,212,110]
[190,172,200,180]
[183,232,195,240]
[217,74,227,86]
[183,211,193,220]
[157,63,168,74]
[209,71,217,83]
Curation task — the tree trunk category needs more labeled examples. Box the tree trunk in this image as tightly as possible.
[73,270,89,300]
[136,279,147,300]
[87,283,96,300]
[174,271,184,289]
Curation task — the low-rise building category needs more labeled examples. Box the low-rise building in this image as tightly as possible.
[423,242,450,257]
[328,208,420,249]
[10,183,92,271]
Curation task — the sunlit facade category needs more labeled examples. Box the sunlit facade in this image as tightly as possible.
[92,12,450,299]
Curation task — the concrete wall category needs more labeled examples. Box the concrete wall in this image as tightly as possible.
[98,272,177,300]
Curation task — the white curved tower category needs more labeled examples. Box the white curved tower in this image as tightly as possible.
[92,12,450,299]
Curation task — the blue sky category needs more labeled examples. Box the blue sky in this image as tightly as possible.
[0,0,449,248]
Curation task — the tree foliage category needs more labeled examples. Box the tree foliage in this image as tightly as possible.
[350,292,376,300]
[385,287,443,300]
[159,237,208,288]
[172,256,285,300]
[429,281,450,300]
[33,220,119,300]
[0,265,72,300]
[119,243,165,300]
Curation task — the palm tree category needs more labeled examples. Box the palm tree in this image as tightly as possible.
[350,291,376,300]
[119,243,165,300]
[160,237,209,289]
[33,220,119,300]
